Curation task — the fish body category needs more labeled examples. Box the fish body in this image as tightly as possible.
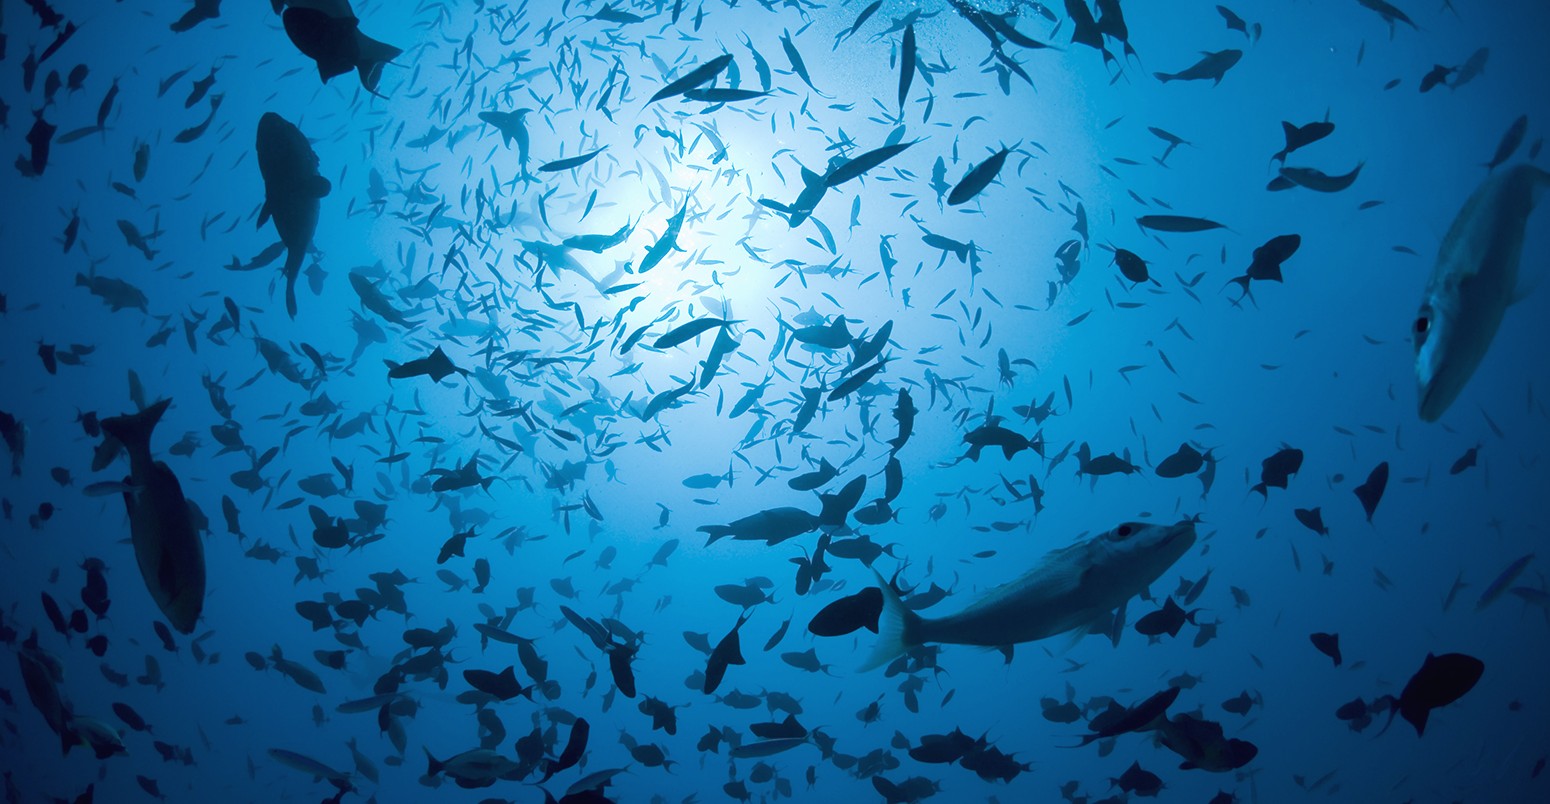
[1155,49,1241,84]
[1415,165,1549,421]
[100,400,205,634]
[863,521,1196,669]
[1395,652,1484,736]
[256,113,331,318]
[281,4,400,93]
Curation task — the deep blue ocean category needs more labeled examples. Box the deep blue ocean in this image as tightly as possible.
[2,1,1549,802]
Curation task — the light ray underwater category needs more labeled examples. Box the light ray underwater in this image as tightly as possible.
[2,1,1550,803]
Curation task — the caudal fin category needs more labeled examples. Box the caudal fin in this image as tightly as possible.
[355,33,403,94]
[858,571,923,672]
[283,249,301,319]
[101,398,171,454]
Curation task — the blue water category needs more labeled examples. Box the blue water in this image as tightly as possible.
[2,1,1548,802]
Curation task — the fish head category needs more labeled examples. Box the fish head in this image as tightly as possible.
[1092,520,1197,587]
[1414,273,1475,423]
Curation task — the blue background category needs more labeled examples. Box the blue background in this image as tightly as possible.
[2,0,1548,802]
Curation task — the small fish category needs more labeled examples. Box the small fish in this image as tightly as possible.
[947,146,1012,206]
[1310,631,1342,666]
[1137,214,1227,233]
[1272,120,1335,164]
[539,146,607,173]
[1353,462,1389,522]
[647,53,733,104]
[1154,49,1242,84]
[825,140,919,187]
[1484,114,1529,171]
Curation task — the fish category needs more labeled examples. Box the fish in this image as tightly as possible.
[1154,713,1259,772]
[538,147,607,173]
[269,747,353,791]
[1155,443,1205,478]
[1252,447,1303,496]
[647,53,733,104]
[477,108,532,165]
[1112,248,1149,284]
[1137,214,1227,233]
[1135,597,1196,637]
[1477,553,1534,610]
[1310,632,1342,666]
[699,507,820,546]
[280,1,401,93]
[809,587,884,636]
[947,147,1012,206]
[1112,761,1164,796]
[1484,114,1529,171]
[1388,653,1485,736]
[1353,462,1389,522]
[170,0,223,33]
[100,400,205,634]
[1272,120,1335,165]
[825,140,919,187]
[1274,163,1363,193]
[1356,0,1417,32]
[862,521,1196,669]
[654,317,737,350]
[1414,165,1550,421]
[256,112,331,319]
[1420,64,1455,93]
[1154,49,1242,84]
[703,611,750,694]
[1227,233,1300,302]
[1451,47,1489,89]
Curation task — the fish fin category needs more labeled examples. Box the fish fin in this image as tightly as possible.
[283,250,301,319]
[859,570,922,672]
[257,202,271,229]
[101,398,171,452]
[354,33,403,94]
[306,176,332,198]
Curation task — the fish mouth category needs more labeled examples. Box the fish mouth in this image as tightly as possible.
[1417,373,1453,423]
[1160,521,1197,548]
[1417,383,1442,422]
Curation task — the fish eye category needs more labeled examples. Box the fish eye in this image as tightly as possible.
[1414,315,1429,335]
[1115,524,1133,538]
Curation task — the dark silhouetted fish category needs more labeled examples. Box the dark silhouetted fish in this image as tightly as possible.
[100,400,205,634]
[256,112,331,318]
[280,1,401,94]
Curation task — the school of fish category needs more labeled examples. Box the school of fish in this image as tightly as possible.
[0,0,1546,803]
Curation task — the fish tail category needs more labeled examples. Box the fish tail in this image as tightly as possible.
[859,571,922,672]
[283,249,302,319]
[423,747,443,777]
[354,33,403,94]
[101,398,171,454]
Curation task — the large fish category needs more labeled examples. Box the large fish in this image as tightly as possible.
[862,520,1196,670]
[278,0,401,93]
[1414,164,1549,421]
[100,399,206,634]
[256,112,331,318]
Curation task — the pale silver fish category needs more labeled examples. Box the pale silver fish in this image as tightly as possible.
[1414,164,1550,422]
[862,520,1197,670]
